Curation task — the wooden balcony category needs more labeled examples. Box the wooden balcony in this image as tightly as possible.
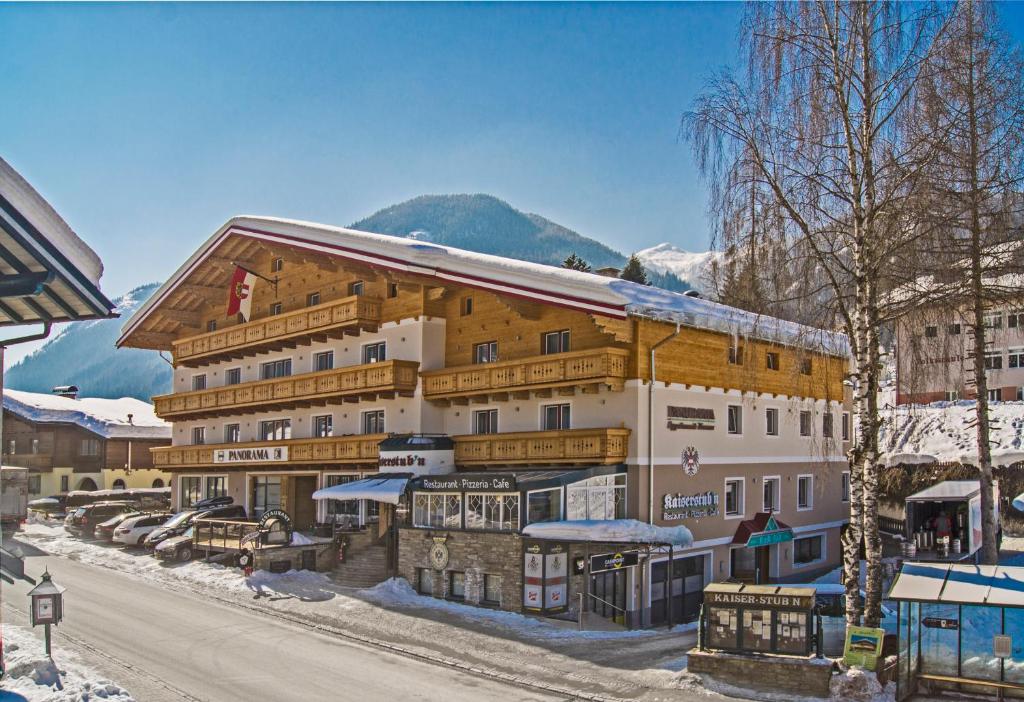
[151,434,386,469]
[421,347,630,404]
[172,295,382,367]
[452,427,630,467]
[153,360,419,421]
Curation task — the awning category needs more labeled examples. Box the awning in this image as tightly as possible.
[731,512,793,548]
[906,480,980,502]
[311,475,411,505]
[521,519,693,547]
[888,562,1024,607]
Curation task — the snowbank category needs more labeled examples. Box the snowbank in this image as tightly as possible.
[521,519,694,546]
[2,623,134,701]
[878,401,1024,467]
[3,389,169,440]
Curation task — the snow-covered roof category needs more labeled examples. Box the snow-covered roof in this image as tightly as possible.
[879,401,1024,467]
[119,216,849,356]
[3,389,170,440]
[521,519,693,546]
[888,562,1024,607]
[906,480,980,502]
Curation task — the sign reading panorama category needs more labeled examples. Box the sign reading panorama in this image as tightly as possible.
[214,446,289,464]
[418,474,517,492]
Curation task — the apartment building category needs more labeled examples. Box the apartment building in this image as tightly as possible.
[118,216,850,626]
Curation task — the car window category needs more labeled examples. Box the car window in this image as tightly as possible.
[816,594,843,618]
[74,507,87,517]
[164,511,196,528]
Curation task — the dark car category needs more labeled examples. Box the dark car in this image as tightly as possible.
[94,511,146,541]
[64,501,140,538]
[155,527,196,563]
[143,504,247,550]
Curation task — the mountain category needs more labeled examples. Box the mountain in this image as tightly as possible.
[5,283,172,402]
[634,243,722,295]
[351,194,695,292]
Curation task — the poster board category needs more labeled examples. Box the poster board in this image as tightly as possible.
[843,626,885,670]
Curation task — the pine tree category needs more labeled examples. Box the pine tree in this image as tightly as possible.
[619,254,649,285]
[561,253,592,272]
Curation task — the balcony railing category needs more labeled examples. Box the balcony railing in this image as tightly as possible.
[172,295,382,366]
[151,434,387,469]
[452,427,630,466]
[421,347,630,403]
[153,360,419,420]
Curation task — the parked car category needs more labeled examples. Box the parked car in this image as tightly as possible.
[790,583,897,656]
[143,504,246,549]
[113,513,173,547]
[28,494,68,518]
[64,501,140,538]
[95,511,144,541]
[155,527,195,563]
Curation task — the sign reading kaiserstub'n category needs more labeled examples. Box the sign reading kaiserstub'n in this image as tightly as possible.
[418,475,516,492]
[214,446,288,464]
[667,406,715,431]
[662,491,719,521]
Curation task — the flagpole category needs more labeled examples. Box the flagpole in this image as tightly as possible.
[231,263,277,292]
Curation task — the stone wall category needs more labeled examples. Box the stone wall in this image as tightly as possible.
[687,649,834,698]
[254,542,337,573]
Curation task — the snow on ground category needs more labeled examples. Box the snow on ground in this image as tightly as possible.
[878,400,1024,466]
[2,624,134,701]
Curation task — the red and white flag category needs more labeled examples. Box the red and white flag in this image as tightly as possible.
[226,266,257,321]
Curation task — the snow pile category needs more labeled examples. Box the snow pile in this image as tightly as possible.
[2,623,134,701]
[3,389,169,440]
[521,519,693,546]
[879,401,1024,467]
[829,665,893,702]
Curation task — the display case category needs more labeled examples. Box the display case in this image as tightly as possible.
[702,583,815,656]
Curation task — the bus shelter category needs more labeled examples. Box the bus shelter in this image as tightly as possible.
[888,562,1024,700]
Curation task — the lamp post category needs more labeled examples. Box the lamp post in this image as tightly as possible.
[27,570,64,657]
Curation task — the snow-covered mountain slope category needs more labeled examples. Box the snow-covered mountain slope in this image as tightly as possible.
[634,243,722,294]
[879,401,1024,467]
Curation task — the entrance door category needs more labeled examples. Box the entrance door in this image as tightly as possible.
[650,555,707,626]
[755,546,771,584]
[590,569,627,624]
[292,476,317,531]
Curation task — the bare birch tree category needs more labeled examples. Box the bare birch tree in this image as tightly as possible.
[684,1,947,626]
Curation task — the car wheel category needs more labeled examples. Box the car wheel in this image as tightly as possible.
[178,546,193,562]
[137,534,147,546]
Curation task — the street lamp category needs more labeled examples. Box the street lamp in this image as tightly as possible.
[27,570,64,657]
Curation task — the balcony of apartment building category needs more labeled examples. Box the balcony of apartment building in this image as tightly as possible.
[172,294,382,367]
[452,427,630,467]
[151,433,387,470]
[153,359,420,421]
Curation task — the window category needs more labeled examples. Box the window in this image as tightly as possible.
[924,325,938,338]
[797,475,813,510]
[192,374,207,391]
[1010,311,1024,328]
[6,439,15,455]
[1018,387,1024,401]
[224,424,241,443]
[472,409,498,435]
[349,280,364,296]
[205,476,226,499]
[945,389,961,401]
[984,312,1003,329]
[728,343,743,365]
[762,477,780,513]
[985,352,1003,370]
[416,568,433,595]
[362,410,385,434]
[261,359,292,380]
[822,412,834,439]
[152,478,164,488]
[765,408,779,436]
[448,571,465,600]
[799,410,812,437]
[112,478,126,490]
[313,351,334,372]
[313,415,333,438]
[259,419,291,441]
[225,367,242,385]
[271,257,283,273]
[270,302,283,316]
[1009,348,1024,368]
[324,475,360,523]
[794,535,824,565]
[542,404,571,431]
[542,330,570,355]
[60,475,69,492]
[474,341,498,364]
[252,476,281,518]
[565,474,626,520]
[988,389,1001,402]
[192,427,206,445]
[206,320,217,332]
[483,574,502,605]
[181,476,201,508]
[766,352,780,371]
[466,493,520,531]
[388,282,399,299]
[527,488,561,524]
[80,438,100,456]
[842,472,851,502]
[28,475,41,494]
[460,296,473,316]
[725,479,744,517]
[948,323,962,335]
[842,412,850,441]
[727,405,742,435]
[412,492,462,528]
[362,342,386,364]
[307,291,320,307]
[30,438,40,454]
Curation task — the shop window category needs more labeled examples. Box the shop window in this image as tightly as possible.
[472,409,498,435]
[762,477,780,513]
[526,488,561,524]
[822,412,834,439]
[766,351,780,371]
[466,493,519,531]
[797,475,813,510]
[313,415,333,438]
[80,438,101,456]
[924,326,938,338]
[261,359,292,380]
[727,405,742,435]
[224,423,241,444]
[765,408,779,436]
[483,574,502,605]
[349,280,364,296]
[842,412,850,441]
[307,291,320,307]
[725,479,744,517]
[259,419,291,441]
[448,571,465,600]
[192,374,207,391]
[412,493,462,528]
[324,475,360,525]
[841,472,850,502]
[566,474,626,521]
[793,534,824,565]
[542,329,570,355]
[270,302,283,316]
[252,476,282,518]
[542,404,571,431]
[416,568,433,595]
[362,410,385,435]
[181,476,201,508]
[314,351,334,372]
[225,368,242,385]
[205,476,226,499]
[60,475,70,492]
[799,410,812,437]
[728,342,743,365]
[362,342,386,364]
[474,341,498,364]
[191,427,206,445]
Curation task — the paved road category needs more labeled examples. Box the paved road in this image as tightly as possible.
[2,544,564,702]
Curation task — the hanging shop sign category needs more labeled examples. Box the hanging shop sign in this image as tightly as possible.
[418,474,516,492]
[667,406,715,431]
[662,491,719,521]
[590,551,639,573]
[214,446,288,464]
[522,542,568,614]
[258,509,293,546]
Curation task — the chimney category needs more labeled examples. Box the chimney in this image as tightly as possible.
[52,385,79,400]
[595,267,621,278]
[127,413,134,425]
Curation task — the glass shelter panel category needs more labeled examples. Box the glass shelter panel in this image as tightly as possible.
[959,605,1002,682]
[919,603,959,677]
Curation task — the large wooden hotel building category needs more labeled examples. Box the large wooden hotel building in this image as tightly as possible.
[119,216,850,627]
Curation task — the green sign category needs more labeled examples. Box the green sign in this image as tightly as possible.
[747,529,793,548]
[843,626,885,670]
